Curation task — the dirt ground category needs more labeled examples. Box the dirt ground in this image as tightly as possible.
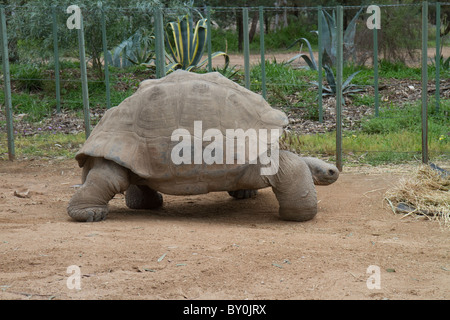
[0,158,448,300]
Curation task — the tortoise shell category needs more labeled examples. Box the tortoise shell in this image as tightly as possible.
[75,70,288,181]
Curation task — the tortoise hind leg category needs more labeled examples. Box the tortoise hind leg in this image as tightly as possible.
[228,189,258,199]
[67,158,130,222]
[125,185,163,209]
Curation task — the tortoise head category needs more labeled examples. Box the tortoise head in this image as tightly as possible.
[302,157,339,185]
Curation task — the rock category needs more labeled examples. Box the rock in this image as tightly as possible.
[13,184,47,199]
[14,188,31,198]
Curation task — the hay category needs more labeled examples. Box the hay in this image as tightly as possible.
[384,164,450,227]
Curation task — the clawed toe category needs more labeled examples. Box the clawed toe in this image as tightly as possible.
[67,206,108,222]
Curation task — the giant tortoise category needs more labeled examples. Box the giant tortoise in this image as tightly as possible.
[68,70,338,222]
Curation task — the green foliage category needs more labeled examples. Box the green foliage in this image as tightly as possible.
[317,65,363,97]
[6,0,189,78]
[286,33,364,99]
[378,60,421,80]
[286,126,449,165]
[165,14,229,72]
[287,38,318,70]
[430,54,450,79]
[361,101,450,136]
[443,56,450,70]
[210,17,317,54]
[107,28,155,68]
[0,132,85,159]
[377,1,421,63]
[212,64,241,82]
[319,7,363,66]
[210,28,238,53]
[10,64,45,92]
[250,59,312,105]
[263,21,317,52]
[8,92,54,122]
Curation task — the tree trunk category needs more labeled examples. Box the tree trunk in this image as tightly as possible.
[265,15,270,34]
[248,11,259,43]
[236,10,243,52]
[282,0,288,28]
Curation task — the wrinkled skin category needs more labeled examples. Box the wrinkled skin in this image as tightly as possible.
[67,151,339,222]
[302,157,339,186]
[228,157,339,199]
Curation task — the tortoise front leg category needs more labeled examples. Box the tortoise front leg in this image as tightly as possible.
[269,151,317,221]
[67,158,130,222]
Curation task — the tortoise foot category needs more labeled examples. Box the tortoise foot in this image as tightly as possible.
[126,185,163,210]
[67,205,108,222]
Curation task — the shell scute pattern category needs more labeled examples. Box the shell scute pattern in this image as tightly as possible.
[75,70,288,180]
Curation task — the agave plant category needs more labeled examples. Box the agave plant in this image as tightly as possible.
[212,63,240,82]
[288,7,363,69]
[286,37,318,70]
[165,14,229,72]
[312,65,364,98]
[320,7,363,66]
[126,30,156,67]
[107,28,155,68]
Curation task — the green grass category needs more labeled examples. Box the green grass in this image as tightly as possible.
[285,129,449,165]
[283,100,449,165]
[9,93,55,122]
[1,63,143,123]
[250,59,317,107]
[0,132,85,160]
[377,60,422,80]
[361,99,449,136]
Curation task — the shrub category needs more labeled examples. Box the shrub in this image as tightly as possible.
[11,64,45,92]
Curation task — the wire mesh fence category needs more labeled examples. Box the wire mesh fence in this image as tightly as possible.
[0,2,449,168]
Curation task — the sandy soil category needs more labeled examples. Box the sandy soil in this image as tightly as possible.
[0,159,448,300]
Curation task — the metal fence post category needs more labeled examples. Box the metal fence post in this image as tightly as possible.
[0,6,14,160]
[335,5,344,171]
[372,9,379,117]
[101,4,111,109]
[206,6,212,73]
[78,11,91,138]
[421,1,428,164]
[435,2,440,113]
[52,6,61,113]
[318,6,323,123]
[154,8,165,79]
[243,7,250,89]
[259,6,267,100]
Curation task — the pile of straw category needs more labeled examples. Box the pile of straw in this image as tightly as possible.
[385,164,450,227]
